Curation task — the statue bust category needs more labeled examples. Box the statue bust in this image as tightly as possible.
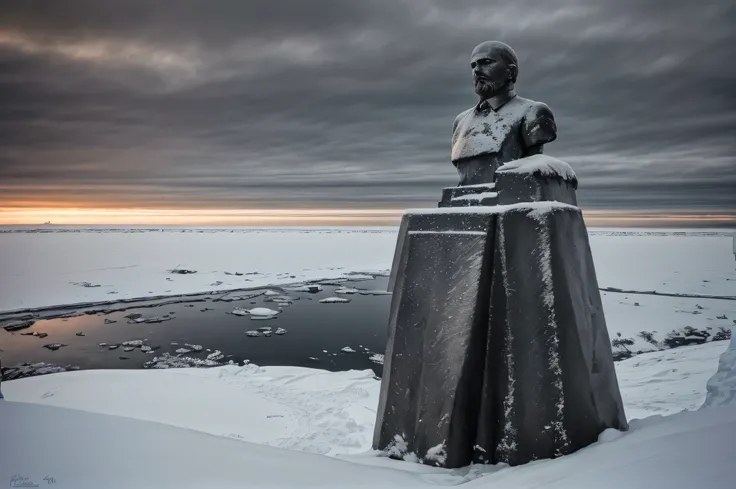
[451,41,557,186]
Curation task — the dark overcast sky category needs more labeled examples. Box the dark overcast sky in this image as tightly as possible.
[0,0,734,221]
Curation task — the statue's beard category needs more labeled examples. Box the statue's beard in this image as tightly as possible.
[474,77,506,98]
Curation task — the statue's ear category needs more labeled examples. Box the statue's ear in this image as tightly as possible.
[508,64,519,83]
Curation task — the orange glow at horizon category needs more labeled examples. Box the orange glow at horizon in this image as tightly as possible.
[1,206,735,227]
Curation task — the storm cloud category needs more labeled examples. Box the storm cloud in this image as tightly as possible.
[1,0,734,215]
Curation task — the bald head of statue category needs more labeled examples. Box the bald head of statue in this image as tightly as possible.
[470,41,519,100]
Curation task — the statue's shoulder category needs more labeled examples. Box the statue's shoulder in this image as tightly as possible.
[512,96,555,121]
[452,107,475,132]
[515,96,557,147]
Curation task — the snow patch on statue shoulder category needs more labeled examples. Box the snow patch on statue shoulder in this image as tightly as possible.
[496,154,577,182]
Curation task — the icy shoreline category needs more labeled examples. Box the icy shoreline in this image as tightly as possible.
[0,272,390,319]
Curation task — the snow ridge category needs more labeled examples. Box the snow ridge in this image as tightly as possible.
[530,209,568,454]
[703,327,736,409]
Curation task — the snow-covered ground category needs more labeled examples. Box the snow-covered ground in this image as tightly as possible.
[2,340,735,488]
[0,227,733,313]
[3,340,728,456]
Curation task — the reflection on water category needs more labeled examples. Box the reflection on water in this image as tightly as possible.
[1,278,391,378]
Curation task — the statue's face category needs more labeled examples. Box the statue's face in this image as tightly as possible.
[471,47,512,99]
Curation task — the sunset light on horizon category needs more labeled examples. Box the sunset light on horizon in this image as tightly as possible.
[1,206,734,228]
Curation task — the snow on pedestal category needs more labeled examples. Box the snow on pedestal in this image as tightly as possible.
[703,327,736,408]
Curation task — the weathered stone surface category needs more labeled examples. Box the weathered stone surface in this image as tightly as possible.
[375,210,496,467]
[474,205,626,466]
[375,202,627,468]
[438,183,497,208]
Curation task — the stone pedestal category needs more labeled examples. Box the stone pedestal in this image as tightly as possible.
[374,155,627,468]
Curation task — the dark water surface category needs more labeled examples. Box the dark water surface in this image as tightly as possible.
[1,277,391,377]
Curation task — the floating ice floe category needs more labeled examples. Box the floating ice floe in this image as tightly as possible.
[341,347,356,353]
[264,290,281,296]
[122,340,144,347]
[131,316,172,324]
[98,343,107,347]
[369,353,384,365]
[233,307,281,319]
[123,347,135,352]
[342,273,376,280]
[175,348,192,354]
[206,350,225,361]
[140,345,152,353]
[185,344,203,352]
[287,284,323,293]
[275,328,287,335]
[3,319,35,331]
[108,344,119,350]
[43,343,67,351]
[334,287,360,295]
[319,297,351,304]
[358,290,392,296]
[245,331,261,337]
[20,331,48,338]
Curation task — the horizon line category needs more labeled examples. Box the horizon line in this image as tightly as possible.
[0,206,735,228]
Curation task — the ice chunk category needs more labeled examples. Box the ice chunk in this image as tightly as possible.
[341,347,356,353]
[206,350,225,361]
[143,353,222,369]
[185,344,203,352]
[3,319,35,331]
[287,284,323,293]
[368,353,384,365]
[245,331,261,337]
[122,340,144,347]
[319,297,350,304]
[335,287,360,295]
[140,345,152,353]
[175,348,192,354]
[275,328,287,335]
[234,307,281,318]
